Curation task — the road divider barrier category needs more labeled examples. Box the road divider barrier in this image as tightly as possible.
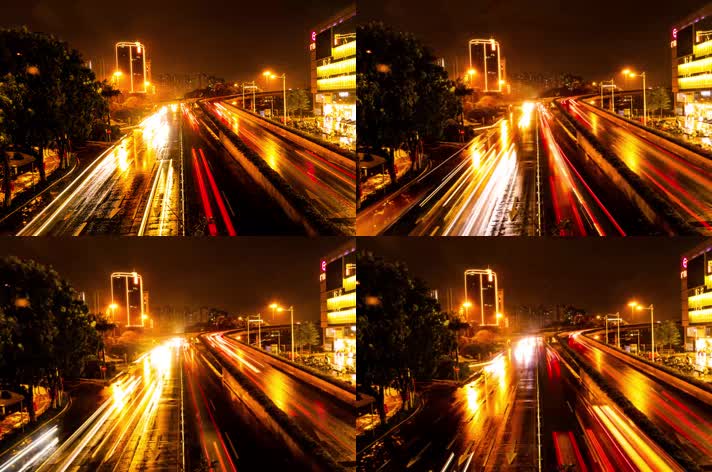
[554,100,694,235]
[195,101,346,235]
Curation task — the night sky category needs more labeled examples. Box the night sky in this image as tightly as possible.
[0,0,352,88]
[359,237,706,322]
[0,237,349,323]
[360,0,710,87]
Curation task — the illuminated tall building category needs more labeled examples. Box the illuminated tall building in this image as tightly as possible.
[115,41,148,93]
[681,240,712,369]
[671,4,712,134]
[464,269,501,325]
[110,271,146,327]
[309,4,356,145]
[319,240,356,357]
[468,38,502,93]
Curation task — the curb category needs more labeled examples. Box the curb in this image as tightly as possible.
[356,394,424,455]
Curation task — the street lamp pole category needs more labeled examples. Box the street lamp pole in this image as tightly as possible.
[277,305,295,361]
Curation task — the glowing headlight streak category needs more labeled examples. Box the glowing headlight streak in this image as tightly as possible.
[158,161,174,236]
[0,426,58,472]
[592,405,677,472]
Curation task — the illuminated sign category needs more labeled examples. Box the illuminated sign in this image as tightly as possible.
[708,260,712,274]
[673,28,678,40]
[309,43,316,51]
[703,91,712,97]
[321,260,327,272]
[319,273,326,282]
[683,257,688,269]
[682,270,688,279]
[311,31,316,42]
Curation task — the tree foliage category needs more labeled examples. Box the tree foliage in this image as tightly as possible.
[647,87,671,118]
[357,251,454,422]
[295,321,320,352]
[0,27,110,183]
[655,320,681,351]
[357,22,462,183]
[0,256,100,421]
[286,89,311,118]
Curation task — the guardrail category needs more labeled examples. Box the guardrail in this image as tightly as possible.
[583,333,712,406]
[557,334,702,471]
[223,104,356,171]
[195,102,345,235]
[554,100,694,235]
[223,331,356,407]
[198,335,349,472]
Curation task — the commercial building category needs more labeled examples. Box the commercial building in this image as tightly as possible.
[309,4,356,146]
[468,39,503,93]
[681,239,712,369]
[110,271,146,327]
[115,41,149,94]
[463,269,502,326]
[672,4,712,135]
[319,240,356,365]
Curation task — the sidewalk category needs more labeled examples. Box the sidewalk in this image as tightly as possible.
[0,151,60,206]
[0,386,51,441]
[359,149,412,203]
[356,387,403,435]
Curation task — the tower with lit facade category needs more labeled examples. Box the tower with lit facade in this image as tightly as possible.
[115,41,148,93]
[319,240,356,357]
[309,4,356,144]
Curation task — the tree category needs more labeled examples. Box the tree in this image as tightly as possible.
[0,74,27,207]
[0,28,111,180]
[647,87,671,119]
[295,321,320,354]
[286,89,311,119]
[446,316,469,379]
[655,320,681,351]
[0,256,101,420]
[357,22,462,183]
[357,251,454,424]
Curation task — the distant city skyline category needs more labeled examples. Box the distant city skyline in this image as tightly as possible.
[0,238,349,324]
[360,0,710,87]
[0,0,352,88]
[359,237,705,323]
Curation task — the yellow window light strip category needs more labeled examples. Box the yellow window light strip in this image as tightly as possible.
[695,40,712,58]
[327,308,356,325]
[332,41,356,60]
[317,75,356,92]
[689,291,712,308]
[689,307,712,324]
[327,292,356,311]
[679,57,712,76]
[679,73,712,89]
[317,58,356,78]
[343,275,356,292]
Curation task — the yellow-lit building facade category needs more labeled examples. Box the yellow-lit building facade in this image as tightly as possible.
[681,240,712,368]
[672,4,712,135]
[319,240,356,368]
[309,4,356,148]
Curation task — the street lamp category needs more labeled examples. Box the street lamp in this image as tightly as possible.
[269,303,278,321]
[276,305,295,361]
[262,70,272,90]
[622,69,647,125]
[462,301,472,320]
[496,312,503,326]
[600,79,616,112]
[267,72,287,125]
[467,68,476,86]
[628,301,638,323]
[605,313,622,348]
[464,269,499,326]
[636,304,655,360]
